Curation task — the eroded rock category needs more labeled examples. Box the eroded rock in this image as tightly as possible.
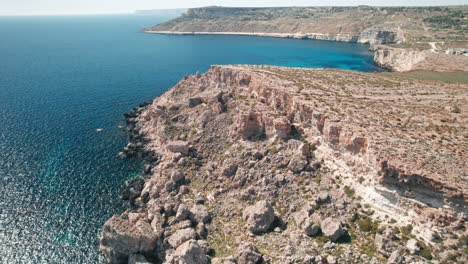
[237,112,265,140]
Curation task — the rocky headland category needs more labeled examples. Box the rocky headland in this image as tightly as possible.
[100,65,467,263]
[145,6,468,72]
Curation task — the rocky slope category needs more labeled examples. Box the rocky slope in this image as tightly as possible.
[101,65,467,263]
[146,6,468,72]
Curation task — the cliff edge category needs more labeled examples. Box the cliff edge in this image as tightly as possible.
[101,65,467,263]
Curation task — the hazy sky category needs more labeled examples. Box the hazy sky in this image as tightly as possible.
[0,0,466,16]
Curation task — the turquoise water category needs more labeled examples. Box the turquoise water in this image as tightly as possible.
[0,15,380,263]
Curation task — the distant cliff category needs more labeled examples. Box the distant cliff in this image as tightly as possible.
[146,6,468,72]
[147,6,410,45]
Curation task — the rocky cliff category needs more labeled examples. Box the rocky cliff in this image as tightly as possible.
[373,45,468,72]
[147,6,408,45]
[101,65,467,263]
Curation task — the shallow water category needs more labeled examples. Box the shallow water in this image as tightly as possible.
[0,14,380,263]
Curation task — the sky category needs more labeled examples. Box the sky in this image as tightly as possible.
[0,0,466,16]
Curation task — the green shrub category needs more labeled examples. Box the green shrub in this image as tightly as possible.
[419,242,433,260]
[344,186,355,198]
[401,224,413,236]
[357,217,379,234]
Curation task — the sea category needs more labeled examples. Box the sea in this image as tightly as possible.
[0,14,381,263]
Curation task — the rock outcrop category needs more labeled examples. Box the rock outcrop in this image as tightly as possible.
[101,65,467,263]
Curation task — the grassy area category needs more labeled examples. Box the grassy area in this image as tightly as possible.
[381,71,468,84]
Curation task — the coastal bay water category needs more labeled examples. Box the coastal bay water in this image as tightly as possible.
[0,14,380,262]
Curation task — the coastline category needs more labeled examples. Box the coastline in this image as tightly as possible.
[144,30,363,43]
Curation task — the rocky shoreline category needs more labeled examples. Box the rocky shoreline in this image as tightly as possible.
[144,30,389,45]
[100,65,467,263]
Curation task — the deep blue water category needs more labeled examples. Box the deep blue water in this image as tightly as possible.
[0,15,380,263]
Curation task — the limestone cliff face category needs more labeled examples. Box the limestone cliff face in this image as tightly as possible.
[147,6,408,45]
[358,28,405,45]
[373,46,427,72]
[374,45,468,72]
[101,66,467,263]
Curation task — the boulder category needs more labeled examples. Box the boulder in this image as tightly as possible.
[374,234,391,257]
[294,210,321,237]
[236,242,263,264]
[171,170,185,182]
[189,204,211,224]
[321,217,344,242]
[406,239,420,254]
[168,239,208,264]
[167,141,190,156]
[143,164,152,174]
[176,204,190,222]
[288,154,308,173]
[173,220,193,231]
[242,200,275,234]
[298,143,311,156]
[196,222,208,238]
[222,162,238,177]
[327,255,337,264]
[387,248,404,264]
[100,216,160,263]
[188,97,203,108]
[167,228,197,248]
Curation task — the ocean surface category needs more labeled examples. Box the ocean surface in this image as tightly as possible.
[0,15,381,263]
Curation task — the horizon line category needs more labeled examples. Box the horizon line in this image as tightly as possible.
[0,4,466,17]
